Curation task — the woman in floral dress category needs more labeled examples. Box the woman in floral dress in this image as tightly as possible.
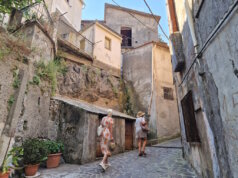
[99,109,114,170]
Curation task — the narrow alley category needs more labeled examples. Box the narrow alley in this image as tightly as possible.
[39,139,198,178]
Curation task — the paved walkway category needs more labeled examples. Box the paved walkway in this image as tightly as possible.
[39,139,198,178]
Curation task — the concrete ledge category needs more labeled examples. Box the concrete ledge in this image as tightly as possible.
[146,133,181,146]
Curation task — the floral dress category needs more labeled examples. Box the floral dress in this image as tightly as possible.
[100,116,114,155]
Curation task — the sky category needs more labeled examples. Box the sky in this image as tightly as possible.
[81,0,169,43]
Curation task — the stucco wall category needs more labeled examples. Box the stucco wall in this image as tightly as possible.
[152,45,180,139]
[80,23,122,71]
[201,9,238,177]
[105,7,158,48]
[123,44,153,111]
[47,0,83,31]
[167,0,238,177]
[79,25,94,55]
[94,24,122,70]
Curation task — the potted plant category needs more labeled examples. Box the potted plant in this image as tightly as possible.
[0,158,10,178]
[0,146,23,178]
[23,138,48,176]
[45,140,64,168]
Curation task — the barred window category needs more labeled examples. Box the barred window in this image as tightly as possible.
[163,87,174,100]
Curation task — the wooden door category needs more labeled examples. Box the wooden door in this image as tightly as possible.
[125,121,134,150]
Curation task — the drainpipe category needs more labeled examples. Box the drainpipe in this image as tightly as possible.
[167,0,178,33]
[184,0,198,54]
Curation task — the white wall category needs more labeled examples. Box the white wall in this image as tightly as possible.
[47,0,83,31]
[93,24,122,70]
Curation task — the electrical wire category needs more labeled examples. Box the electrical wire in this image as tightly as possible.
[143,0,169,40]
[111,0,158,34]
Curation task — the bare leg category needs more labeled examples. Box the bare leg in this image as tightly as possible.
[102,154,108,164]
[138,138,142,155]
[142,138,147,152]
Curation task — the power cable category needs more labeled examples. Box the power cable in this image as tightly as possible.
[143,0,169,40]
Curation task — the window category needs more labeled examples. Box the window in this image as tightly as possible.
[163,87,174,100]
[105,37,111,50]
[80,39,85,50]
[181,91,200,142]
[61,33,69,39]
[121,27,132,47]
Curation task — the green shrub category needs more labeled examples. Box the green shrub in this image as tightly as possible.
[44,140,64,154]
[1,146,23,174]
[32,75,40,85]
[23,138,48,165]
[8,95,15,109]
[12,68,20,89]
[34,58,67,95]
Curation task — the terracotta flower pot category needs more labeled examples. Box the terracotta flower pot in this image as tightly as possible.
[47,153,62,168]
[0,171,10,178]
[25,164,40,176]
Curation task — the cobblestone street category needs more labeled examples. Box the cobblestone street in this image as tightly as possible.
[39,139,198,178]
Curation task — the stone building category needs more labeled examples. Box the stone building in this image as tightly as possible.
[45,0,84,32]
[50,96,135,164]
[166,0,238,177]
[79,21,122,77]
[123,41,180,140]
[104,3,160,50]
[104,4,180,141]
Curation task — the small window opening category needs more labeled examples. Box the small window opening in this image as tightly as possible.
[80,39,85,50]
[105,37,111,50]
[121,27,132,47]
[181,91,200,142]
[163,87,174,100]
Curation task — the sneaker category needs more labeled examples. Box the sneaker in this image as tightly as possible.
[99,162,106,170]
[105,163,111,167]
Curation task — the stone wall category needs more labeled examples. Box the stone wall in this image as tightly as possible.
[0,22,54,165]
[57,60,122,111]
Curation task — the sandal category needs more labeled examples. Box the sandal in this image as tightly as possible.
[138,152,143,156]
[142,151,147,156]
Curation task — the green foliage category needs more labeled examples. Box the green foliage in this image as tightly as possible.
[81,65,88,73]
[120,80,134,116]
[8,95,15,109]
[0,46,10,60]
[33,58,67,95]
[0,0,42,14]
[12,68,20,89]
[32,75,40,85]
[23,138,48,165]
[44,140,64,154]
[1,146,23,174]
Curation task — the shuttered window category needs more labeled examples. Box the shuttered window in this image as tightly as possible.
[181,91,200,142]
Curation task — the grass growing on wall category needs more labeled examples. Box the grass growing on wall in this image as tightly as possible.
[32,57,67,95]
